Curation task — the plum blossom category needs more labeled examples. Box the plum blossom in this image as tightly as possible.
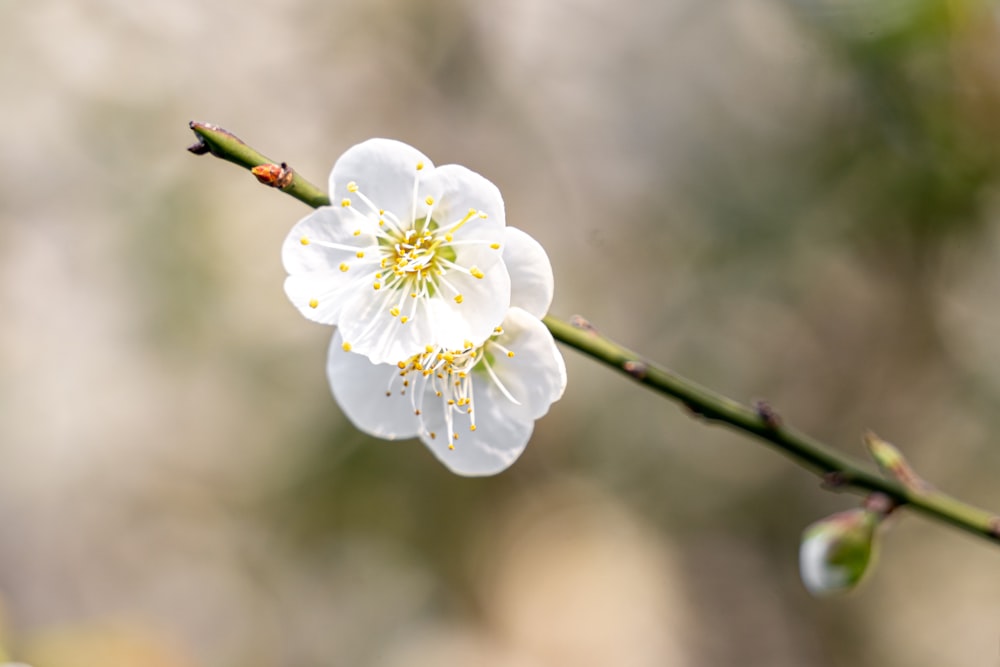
[327,227,566,476]
[282,138,511,364]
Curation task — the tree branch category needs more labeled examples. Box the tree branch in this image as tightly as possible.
[187,120,1000,547]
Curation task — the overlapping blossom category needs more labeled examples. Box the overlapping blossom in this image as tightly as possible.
[327,227,566,476]
[282,139,511,364]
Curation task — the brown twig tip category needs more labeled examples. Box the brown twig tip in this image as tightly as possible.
[187,121,248,157]
[252,162,295,189]
[623,360,648,380]
[753,400,782,430]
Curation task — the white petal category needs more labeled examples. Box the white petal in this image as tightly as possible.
[424,163,506,230]
[502,227,554,318]
[418,389,535,477]
[483,307,566,422]
[329,139,432,224]
[335,286,431,364]
[327,331,421,439]
[282,207,372,275]
[426,261,511,350]
[284,273,350,325]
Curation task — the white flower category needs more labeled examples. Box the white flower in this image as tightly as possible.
[327,227,566,476]
[283,138,511,364]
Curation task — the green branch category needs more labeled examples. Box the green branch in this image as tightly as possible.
[187,121,1000,547]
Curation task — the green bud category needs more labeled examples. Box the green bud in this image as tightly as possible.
[799,508,879,596]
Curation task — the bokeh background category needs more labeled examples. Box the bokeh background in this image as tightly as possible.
[2,0,999,665]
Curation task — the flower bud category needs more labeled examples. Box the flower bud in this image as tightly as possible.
[799,508,879,596]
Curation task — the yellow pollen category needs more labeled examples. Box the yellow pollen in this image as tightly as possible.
[347,181,359,192]
[379,209,385,215]
[356,251,365,258]
[425,345,434,353]
[507,351,515,358]
[435,391,442,397]
[490,243,500,250]
[300,237,310,245]
[339,262,349,272]
[478,212,488,219]
[341,198,351,207]
[454,294,464,304]
[390,306,401,317]
[447,399,455,406]
[468,208,476,216]
[400,316,409,323]
[397,361,407,369]
[416,162,425,171]
[353,229,361,236]
[308,299,318,309]
[373,282,381,290]
[342,342,352,352]
[411,292,417,298]
[448,443,454,450]
[470,267,485,279]
[470,425,477,432]
[425,196,434,205]
[379,219,385,227]
[464,340,473,349]
[445,234,453,242]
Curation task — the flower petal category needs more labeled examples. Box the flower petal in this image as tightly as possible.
[329,139,432,224]
[502,227,554,318]
[482,306,566,422]
[327,330,421,439]
[424,163,505,230]
[425,260,511,350]
[418,389,535,477]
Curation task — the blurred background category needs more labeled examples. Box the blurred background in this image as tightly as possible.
[1,0,999,665]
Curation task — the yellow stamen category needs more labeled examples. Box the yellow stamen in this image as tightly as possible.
[342,342,352,352]
[347,181,359,193]
[341,198,351,207]
[490,243,500,250]
[300,237,310,246]
[308,299,318,309]
[454,294,464,304]
[339,262,349,272]
[470,267,484,279]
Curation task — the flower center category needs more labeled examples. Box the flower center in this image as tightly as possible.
[388,326,518,451]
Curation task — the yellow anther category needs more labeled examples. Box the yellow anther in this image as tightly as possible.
[347,181,359,192]
[448,443,454,450]
[470,425,477,432]
[425,345,434,353]
[300,237,310,246]
[397,361,407,369]
[470,267,485,279]
[341,198,351,207]
[379,209,385,214]
[464,340,473,349]
[490,243,500,250]
[445,234,453,242]
[353,229,361,236]
[447,399,455,406]
[468,208,477,216]
[356,251,365,258]
[454,294,464,304]
[416,162,425,171]
[507,351,515,358]
[411,292,417,298]
[342,342,352,352]
[373,282,381,290]
[400,316,409,323]
[425,196,434,206]
[390,306,401,317]
[308,299,318,309]
[478,212,488,218]
[435,391,442,397]
[378,219,385,226]
[339,262,349,272]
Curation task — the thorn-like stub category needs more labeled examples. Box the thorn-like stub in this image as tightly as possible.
[569,314,599,334]
[754,400,782,429]
[187,121,248,157]
[821,471,848,490]
[623,360,647,380]
[989,517,1000,539]
[187,137,210,155]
